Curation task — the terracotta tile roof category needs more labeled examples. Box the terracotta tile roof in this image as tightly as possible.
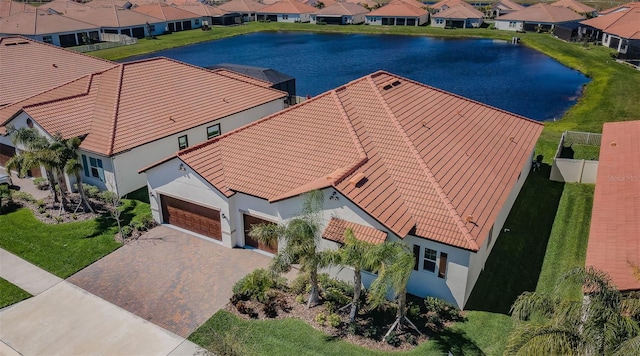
[599,1,640,15]
[433,2,482,19]
[323,217,387,245]
[131,2,201,21]
[431,0,466,11]
[258,0,317,14]
[84,0,131,7]
[581,6,640,39]
[496,3,584,23]
[43,0,90,12]
[303,0,338,8]
[0,0,34,18]
[343,0,379,9]
[209,68,274,88]
[314,1,369,15]
[0,36,115,107]
[368,0,427,17]
[550,0,595,14]
[493,0,524,12]
[173,71,543,250]
[218,0,266,13]
[174,3,229,17]
[62,5,165,27]
[0,57,286,155]
[586,120,640,291]
[0,7,100,36]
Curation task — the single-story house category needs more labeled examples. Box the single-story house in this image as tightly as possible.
[0,0,33,18]
[490,0,524,18]
[131,2,202,32]
[208,63,297,105]
[218,0,266,22]
[256,0,317,23]
[585,120,640,292]
[580,3,640,59]
[61,5,166,39]
[173,3,242,26]
[494,3,584,32]
[311,1,369,25]
[365,0,428,26]
[0,8,101,47]
[303,0,337,8]
[141,71,543,308]
[430,2,483,28]
[551,0,597,17]
[0,57,287,196]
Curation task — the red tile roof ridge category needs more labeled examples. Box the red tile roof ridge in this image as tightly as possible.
[105,64,126,156]
[209,68,274,88]
[365,74,478,251]
[331,90,368,161]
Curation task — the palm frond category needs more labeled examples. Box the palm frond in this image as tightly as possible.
[510,292,556,322]
[615,334,640,355]
[505,324,582,356]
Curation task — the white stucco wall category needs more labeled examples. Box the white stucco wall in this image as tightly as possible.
[111,99,284,196]
[276,13,311,23]
[464,150,534,305]
[1,112,52,176]
[365,16,381,25]
[495,20,523,31]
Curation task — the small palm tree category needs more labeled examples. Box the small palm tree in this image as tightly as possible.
[507,266,640,355]
[250,190,325,308]
[322,228,380,324]
[52,135,94,213]
[368,241,421,338]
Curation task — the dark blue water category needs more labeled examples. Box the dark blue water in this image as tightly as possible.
[126,32,589,121]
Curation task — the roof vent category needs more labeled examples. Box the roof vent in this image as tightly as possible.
[392,80,401,87]
[349,172,366,187]
[465,215,474,223]
[383,84,393,90]
[610,141,617,147]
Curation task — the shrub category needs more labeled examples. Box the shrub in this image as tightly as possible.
[232,269,286,303]
[347,323,357,335]
[12,191,34,202]
[290,272,310,295]
[38,206,46,214]
[54,216,63,224]
[82,183,100,199]
[120,225,132,238]
[424,297,464,322]
[385,331,401,347]
[315,312,327,325]
[295,294,305,304]
[407,302,422,320]
[324,301,336,314]
[405,333,418,345]
[362,325,378,338]
[262,300,278,318]
[33,177,49,190]
[327,313,341,328]
[36,199,46,208]
[324,287,350,306]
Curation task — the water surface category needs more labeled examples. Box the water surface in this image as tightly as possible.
[127,32,589,121]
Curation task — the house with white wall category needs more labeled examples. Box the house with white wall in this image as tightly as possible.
[431,2,483,28]
[132,2,202,32]
[256,0,317,23]
[311,2,369,25]
[580,2,640,60]
[495,3,584,32]
[0,57,287,196]
[218,0,266,22]
[141,71,543,308]
[365,0,428,26]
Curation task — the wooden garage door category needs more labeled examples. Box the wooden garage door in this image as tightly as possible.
[161,195,221,241]
[0,143,15,166]
[243,214,278,254]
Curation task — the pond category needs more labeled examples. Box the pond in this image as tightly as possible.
[126,32,590,121]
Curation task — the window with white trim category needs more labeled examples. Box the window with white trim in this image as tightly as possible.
[509,21,517,28]
[207,124,221,139]
[282,14,289,20]
[423,248,437,273]
[178,135,188,150]
[83,155,105,182]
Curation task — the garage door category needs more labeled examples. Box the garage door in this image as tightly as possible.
[161,195,221,241]
[0,143,15,166]
[243,214,278,254]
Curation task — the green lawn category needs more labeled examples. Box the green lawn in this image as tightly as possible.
[0,198,149,278]
[0,277,31,308]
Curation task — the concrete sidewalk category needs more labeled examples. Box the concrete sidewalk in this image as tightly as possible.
[0,249,202,355]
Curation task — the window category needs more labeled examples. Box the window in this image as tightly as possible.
[436,18,443,25]
[178,135,188,150]
[149,24,156,32]
[207,124,221,139]
[282,14,288,20]
[438,252,448,278]
[42,35,53,44]
[509,21,517,28]
[413,245,420,271]
[87,156,105,182]
[194,19,200,26]
[423,248,437,273]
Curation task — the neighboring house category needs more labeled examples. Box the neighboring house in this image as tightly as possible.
[431,2,483,28]
[0,36,115,169]
[131,2,202,32]
[218,0,266,22]
[61,5,166,39]
[0,0,33,18]
[580,3,640,59]
[494,3,584,32]
[0,8,101,47]
[490,0,524,18]
[365,0,428,26]
[0,58,287,196]
[256,0,317,23]
[173,2,241,26]
[141,71,543,308]
[311,1,369,25]
[303,0,338,8]
[551,0,597,17]
[343,0,380,10]
[585,120,640,292]
[208,63,297,105]
[429,0,467,13]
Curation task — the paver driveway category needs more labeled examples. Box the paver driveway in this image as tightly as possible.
[68,226,271,337]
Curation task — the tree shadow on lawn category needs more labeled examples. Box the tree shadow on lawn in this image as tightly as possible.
[431,328,484,356]
[464,164,565,314]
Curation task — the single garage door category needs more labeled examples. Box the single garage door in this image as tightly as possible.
[161,195,221,241]
[243,214,278,254]
[0,143,15,166]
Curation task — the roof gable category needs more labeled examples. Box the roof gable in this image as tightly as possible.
[368,0,427,17]
[550,0,596,14]
[433,2,483,19]
[323,218,387,245]
[218,0,266,13]
[131,3,200,21]
[175,71,543,250]
[496,3,584,23]
[315,2,369,16]
[259,0,317,14]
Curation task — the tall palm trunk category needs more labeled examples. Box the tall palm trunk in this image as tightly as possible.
[307,268,321,308]
[45,169,58,203]
[74,171,94,213]
[349,267,362,324]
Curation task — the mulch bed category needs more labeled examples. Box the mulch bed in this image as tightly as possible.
[14,192,107,225]
[226,291,429,352]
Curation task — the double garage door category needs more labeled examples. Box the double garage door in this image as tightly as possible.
[160,195,221,241]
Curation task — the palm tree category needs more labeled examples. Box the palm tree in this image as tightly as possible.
[6,126,60,203]
[322,228,380,324]
[368,241,421,339]
[51,135,94,213]
[507,266,640,355]
[249,190,326,308]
